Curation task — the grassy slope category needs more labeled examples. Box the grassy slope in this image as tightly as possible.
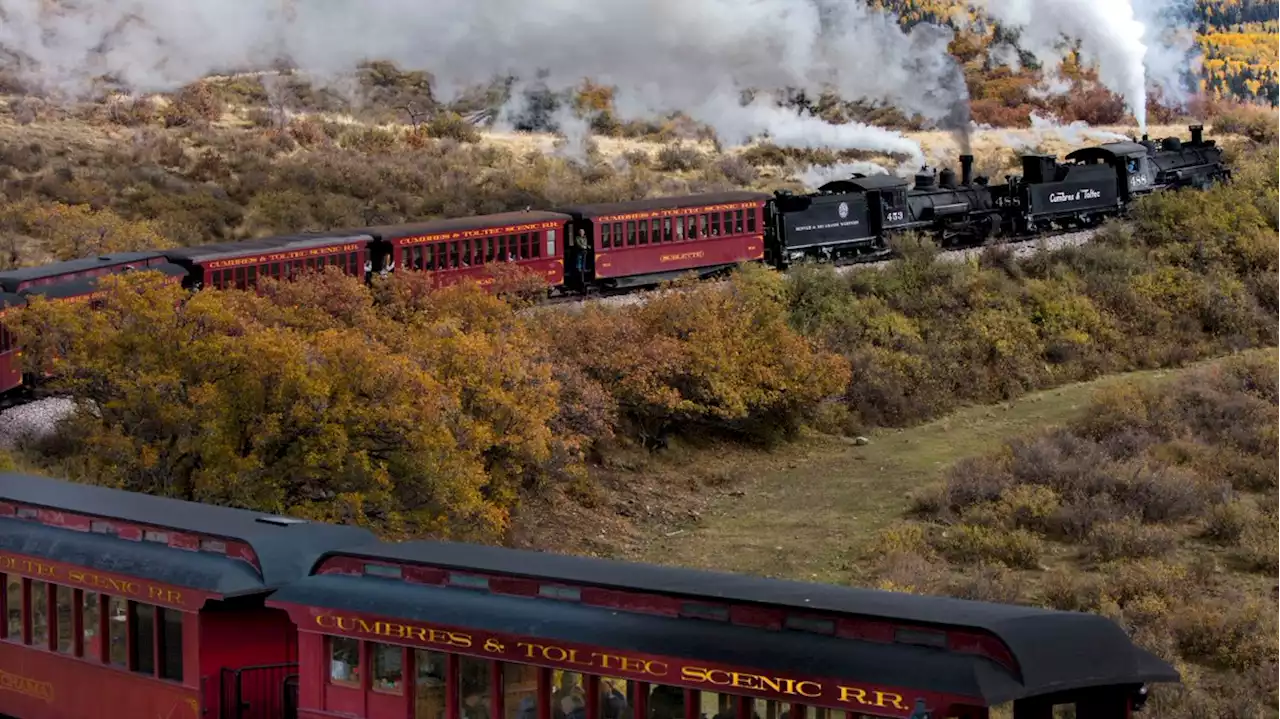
[521,349,1277,585]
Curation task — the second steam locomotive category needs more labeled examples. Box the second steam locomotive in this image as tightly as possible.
[767,124,1230,267]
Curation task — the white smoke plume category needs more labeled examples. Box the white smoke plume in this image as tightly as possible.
[993,111,1129,152]
[0,0,976,160]
[795,161,890,191]
[972,0,1201,133]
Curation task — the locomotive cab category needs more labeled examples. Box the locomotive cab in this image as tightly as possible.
[1063,142,1153,202]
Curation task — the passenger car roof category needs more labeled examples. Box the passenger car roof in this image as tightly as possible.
[162,233,372,264]
[0,473,376,592]
[363,212,571,240]
[558,191,772,218]
[0,252,165,291]
[315,540,1178,700]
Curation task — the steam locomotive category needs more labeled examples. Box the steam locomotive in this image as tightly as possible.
[767,124,1231,266]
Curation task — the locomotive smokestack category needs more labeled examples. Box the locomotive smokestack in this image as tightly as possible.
[1190,124,1203,144]
[960,154,974,186]
[1141,133,1149,142]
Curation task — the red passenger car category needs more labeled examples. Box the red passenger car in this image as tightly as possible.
[0,252,170,294]
[558,192,772,290]
[0,473,374,719]
[163,234,374,291]
[0,263,188,397]
[366,212,571,291]
[0,294,23,397]
[268,540,1174,719]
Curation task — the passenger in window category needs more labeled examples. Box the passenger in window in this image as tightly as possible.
[600,680,629,719]
[559,693,587,719]
[648,686,684,719]
[329,637,360,684]
[463,692,491,719]
[513,697,537,719]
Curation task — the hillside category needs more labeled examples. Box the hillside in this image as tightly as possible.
[876,0,1279,107]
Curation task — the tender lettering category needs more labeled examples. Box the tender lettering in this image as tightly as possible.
[791,219,862,232]
[0,670,54,703]
[1047,188,1103,204]
[837,686,907,711]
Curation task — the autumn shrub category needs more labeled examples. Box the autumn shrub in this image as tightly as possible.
[0,200,174,262]
[875,350,1278,715]
[1084,518,1180,561]
[9,270,580,540]
[930,524,1044,569]
[1212,102,1279,144]
[426,112,482,143]
[163,82,225,127]
[536,267,850,445]
[1201,499,1257,546]
[654,142,706,172]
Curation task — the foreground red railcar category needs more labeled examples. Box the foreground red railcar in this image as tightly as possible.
[557,192,772,290]
[268,542,1175,719]
[0,473,373,719]
[0,473,1177,719]
[366,212,571,290]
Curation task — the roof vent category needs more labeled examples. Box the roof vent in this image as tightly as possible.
[255,516,308,526]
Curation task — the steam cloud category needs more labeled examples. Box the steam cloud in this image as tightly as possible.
[0,0,975,163]
[972,0,1200,133]
[0,0,1201,157]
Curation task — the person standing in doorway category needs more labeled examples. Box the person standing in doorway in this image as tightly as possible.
[572,228,589,277]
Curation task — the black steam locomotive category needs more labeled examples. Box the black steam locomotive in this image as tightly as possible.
[765,124,1231,266]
